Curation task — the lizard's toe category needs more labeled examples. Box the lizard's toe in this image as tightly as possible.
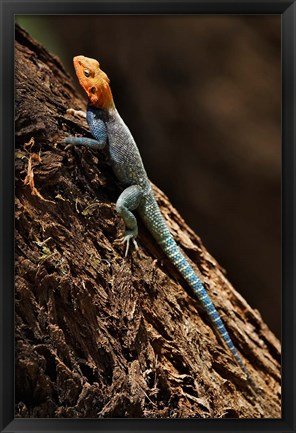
[115,230,138,256]
[123,232,138,257]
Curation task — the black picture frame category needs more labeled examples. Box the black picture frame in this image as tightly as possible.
[1,1,295,432]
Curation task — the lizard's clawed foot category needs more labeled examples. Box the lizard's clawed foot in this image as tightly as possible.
[115,230,138,257]
[124,234,138,257]
[66,108,86,119]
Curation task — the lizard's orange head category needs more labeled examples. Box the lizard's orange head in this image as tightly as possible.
[73,55,114,110]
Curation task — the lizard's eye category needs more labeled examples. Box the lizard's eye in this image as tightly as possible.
[90,87,96,94]
[84,69,90,77]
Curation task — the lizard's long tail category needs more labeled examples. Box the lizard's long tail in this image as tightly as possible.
[139,194,254,385]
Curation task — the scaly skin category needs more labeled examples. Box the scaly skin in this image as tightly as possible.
[65,55,256,389]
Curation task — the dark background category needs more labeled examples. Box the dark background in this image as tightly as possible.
[16,15,281,337]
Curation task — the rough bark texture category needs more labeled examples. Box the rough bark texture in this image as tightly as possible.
[15,25,281,419]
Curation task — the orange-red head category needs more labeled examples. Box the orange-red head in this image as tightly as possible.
[73,55,114,110]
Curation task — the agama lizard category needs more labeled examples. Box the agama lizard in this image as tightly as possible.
[65,55,256,389]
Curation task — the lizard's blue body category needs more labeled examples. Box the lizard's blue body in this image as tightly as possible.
[65,56,254,388]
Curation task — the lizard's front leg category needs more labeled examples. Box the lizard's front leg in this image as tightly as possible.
[115,185,143,256]
[64,136,106,149]
[64,109,108,150]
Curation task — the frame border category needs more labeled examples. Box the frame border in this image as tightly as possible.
[1,1,295,432]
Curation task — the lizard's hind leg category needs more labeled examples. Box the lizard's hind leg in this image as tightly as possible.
[115,185,143,256]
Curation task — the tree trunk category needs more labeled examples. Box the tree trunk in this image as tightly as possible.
[15,24,281,419]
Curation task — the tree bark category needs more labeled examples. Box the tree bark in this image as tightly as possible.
[15,25,281,419]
